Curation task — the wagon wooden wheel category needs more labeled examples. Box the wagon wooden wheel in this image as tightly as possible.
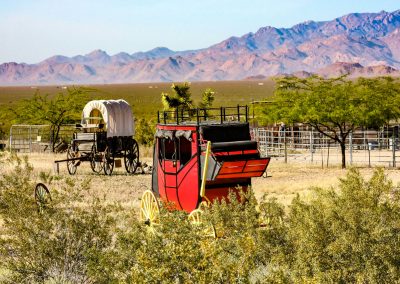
[188,209,217,238]
[140,190,160,233]
[34,183,51,213]
[67,145,78,175]
[90,145,104,174]
[124,139,140,174]
[103,146,114,176]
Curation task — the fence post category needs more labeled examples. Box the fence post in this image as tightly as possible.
[29,125,32,153]
[284,129,287,163]
[368,140,371,168]
[310,128,314,163]
[349,132,353,165]
[327,141,330,168]
[9,126,12,152]
[392,136,396,168]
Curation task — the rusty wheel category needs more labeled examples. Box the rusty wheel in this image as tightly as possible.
[67,146,78,175]
[34,183,51,213]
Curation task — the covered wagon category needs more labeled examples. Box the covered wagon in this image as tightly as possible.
[62,99,139,175]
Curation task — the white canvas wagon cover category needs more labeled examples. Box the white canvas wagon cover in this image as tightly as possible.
[81,99,134,137]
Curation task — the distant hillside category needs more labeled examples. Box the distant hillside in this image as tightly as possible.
[1,10,400,85]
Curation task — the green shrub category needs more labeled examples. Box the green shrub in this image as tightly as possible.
[0,153,118,283]
[1,153,400,283]
[288,168,400,283]
[135,118,155,146]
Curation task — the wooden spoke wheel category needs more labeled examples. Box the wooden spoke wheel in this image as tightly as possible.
[188,209,216,238]
[34,183,51,213]
[140,190,160,233]
[90,145,104,174]
[103,147,114,176]
[124,139,140,174]
[67,146,78,175]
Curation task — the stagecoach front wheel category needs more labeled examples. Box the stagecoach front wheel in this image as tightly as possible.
[67,146,78,175]
[103,147,114,176]
[188,209,217,238]
[34,183,51,213]
[140,190,160,233]
[124,139,140,174]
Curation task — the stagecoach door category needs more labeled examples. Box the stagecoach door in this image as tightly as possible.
[157,137,179,204]
[155,133,199,211]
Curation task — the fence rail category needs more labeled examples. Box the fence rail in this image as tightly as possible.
[252,127,399,167]
[9,125,76,153]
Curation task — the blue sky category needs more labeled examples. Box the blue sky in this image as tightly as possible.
[1,0,399,63]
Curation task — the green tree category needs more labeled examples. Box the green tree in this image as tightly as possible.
[198,88,215,109]
[262,76,400,168]
[135,118,155,146]
[161,82,193,111]
[161,82,216,113]
[13,87,93,152]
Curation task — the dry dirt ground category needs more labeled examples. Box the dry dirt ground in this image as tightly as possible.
[16,153,400,209]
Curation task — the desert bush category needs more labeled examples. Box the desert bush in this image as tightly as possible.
[0,153,118,283]
[1,153,400,283]
[99,190,289,284]
[288,168,400,283]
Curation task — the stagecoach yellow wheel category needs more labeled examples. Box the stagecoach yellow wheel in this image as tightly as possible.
[140,190,160,233]
[188,209,217,238]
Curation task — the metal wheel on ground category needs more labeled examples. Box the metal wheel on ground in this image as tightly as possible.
[140,190,160,233]
[34,183,51,213]
[90,145,104,174]
[124,139,140,174]
[67,146,78,175]
[103,147,114,175]
[188,209,217,238]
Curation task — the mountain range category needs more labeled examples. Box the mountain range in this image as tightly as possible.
[1,9,400,85]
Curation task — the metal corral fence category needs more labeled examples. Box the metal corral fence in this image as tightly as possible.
[9,125,76,153]
[252,127,400,167]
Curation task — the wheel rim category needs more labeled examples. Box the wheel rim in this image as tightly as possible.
[35,183,51,213]
[67,146,78,175]
[90,145,104,174]
[188,209,217,238]
[124,140,139,174]
[103,147,114,175]
[140,190,160,233]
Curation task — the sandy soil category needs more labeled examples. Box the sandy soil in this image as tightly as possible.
[12,153,400,208]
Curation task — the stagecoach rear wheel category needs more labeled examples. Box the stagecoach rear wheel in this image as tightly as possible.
[188,209,217,238]
[90,145,104,174]
[67,146,78,175]
[103,147,114,176]
[140,190,160,233]
[124,139,139,174]
[34,183,51,213]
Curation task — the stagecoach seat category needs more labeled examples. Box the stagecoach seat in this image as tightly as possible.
[200,122,257,152]
[211,140,258,152]
[200,122,251,142]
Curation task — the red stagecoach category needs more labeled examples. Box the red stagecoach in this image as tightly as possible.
[140,106,271,227]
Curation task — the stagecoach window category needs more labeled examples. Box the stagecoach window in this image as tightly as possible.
[158,138,177,160]
[178,137,192,166]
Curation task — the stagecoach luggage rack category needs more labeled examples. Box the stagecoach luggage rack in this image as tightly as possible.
[157,105,249,125]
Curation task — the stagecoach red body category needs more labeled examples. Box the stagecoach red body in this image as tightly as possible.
[152,106,270,213]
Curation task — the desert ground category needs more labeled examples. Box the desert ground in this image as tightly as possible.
[21,152,400,210]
